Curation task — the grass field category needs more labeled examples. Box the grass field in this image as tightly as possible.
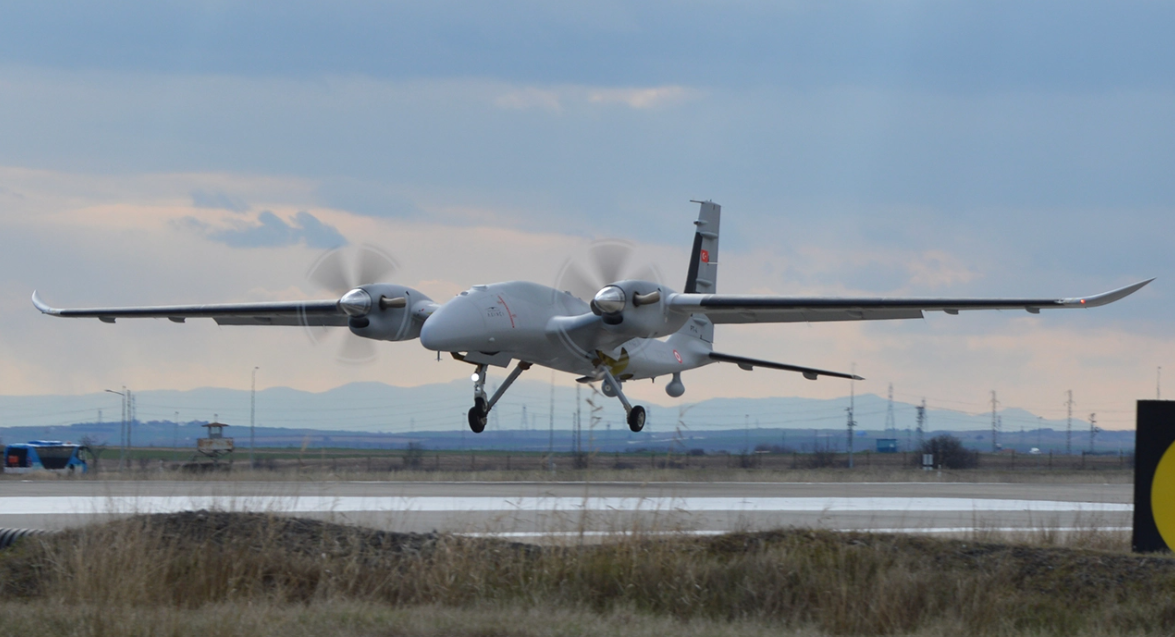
[0,510,1170,636]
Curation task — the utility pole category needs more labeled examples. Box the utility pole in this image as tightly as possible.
[1065,390,1075,455]
[105,387,127,471]
[990,391,1000,453]
[916,399,926,449]
[1089,413,1098,454]
[885,383,896,438]
[548,372,555,471]
[847,366,856,468]
[1159,366,1163,400]
[575,383,582,457]
[250,366,259,467]
[744,413,750,454]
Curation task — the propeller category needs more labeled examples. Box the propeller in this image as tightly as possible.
[554,239,662,303]
[552,239,664,360]
[303,244,399,365]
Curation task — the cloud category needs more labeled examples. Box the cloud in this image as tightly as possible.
[586,86,694,109]
[182,210,347,249]
[493,84,698,112]
[191,189,248,213]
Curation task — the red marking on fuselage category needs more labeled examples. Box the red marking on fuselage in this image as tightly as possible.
[496,295,517,328]
[673,349,682,363]
[700,249,710,264]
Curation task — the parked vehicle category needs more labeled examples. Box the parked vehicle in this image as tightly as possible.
[3,441,90,474]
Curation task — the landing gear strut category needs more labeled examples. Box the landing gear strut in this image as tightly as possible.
[600,368,645,433]
[467,361,532,433]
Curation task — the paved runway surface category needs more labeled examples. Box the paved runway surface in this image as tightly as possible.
[0,480,1132,537]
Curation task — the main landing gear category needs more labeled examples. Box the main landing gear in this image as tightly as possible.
[600,368,645,433]
[467,361,532,433]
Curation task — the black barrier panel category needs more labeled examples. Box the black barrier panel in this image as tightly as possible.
[1133,400,1175,552]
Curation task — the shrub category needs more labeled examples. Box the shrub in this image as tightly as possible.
[918,434,978,469]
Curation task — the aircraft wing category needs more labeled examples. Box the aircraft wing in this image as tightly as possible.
[668,279,1153,325]
[31,291,347,326]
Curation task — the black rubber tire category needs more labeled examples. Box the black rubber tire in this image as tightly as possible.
[468,397,488,433]
[627,405,646,432]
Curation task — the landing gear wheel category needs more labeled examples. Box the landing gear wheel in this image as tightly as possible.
[627,405,646,432]
[468,397,488,434]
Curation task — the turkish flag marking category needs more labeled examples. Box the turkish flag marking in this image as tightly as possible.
[700,249,710,264]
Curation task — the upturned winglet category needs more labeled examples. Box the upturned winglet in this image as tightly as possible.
[31,290,58,315]
[1060,278,1155,308]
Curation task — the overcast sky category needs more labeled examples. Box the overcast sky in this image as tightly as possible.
[0,1,1170,430]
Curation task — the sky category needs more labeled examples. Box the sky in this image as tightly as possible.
[0,1,1171,431]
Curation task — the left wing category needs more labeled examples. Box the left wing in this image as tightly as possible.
[668,279,1153,324]
[32,291,346,326]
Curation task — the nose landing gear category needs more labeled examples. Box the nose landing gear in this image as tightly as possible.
[467,361,532,433]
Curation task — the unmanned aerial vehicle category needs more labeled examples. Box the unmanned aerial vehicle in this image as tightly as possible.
[33,202,1151,433]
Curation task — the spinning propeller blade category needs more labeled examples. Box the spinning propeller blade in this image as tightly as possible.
[308,245,398,293]
[303,245,399,365]
[555,240,662,302]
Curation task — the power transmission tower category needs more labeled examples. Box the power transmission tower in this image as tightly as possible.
[1089,413,1098,454]
[250,366,258,467]
[915,399,926,449]
[128,391,135,462]
[520,404,527,432]
[885,383,896,437]
[547,372,555,471]
[990,391,1000,453]
[1065,390,1075,455]
[845,407,856,468]
[490,384,500,431]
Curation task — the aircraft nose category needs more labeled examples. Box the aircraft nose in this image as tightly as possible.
[420,296,485,351]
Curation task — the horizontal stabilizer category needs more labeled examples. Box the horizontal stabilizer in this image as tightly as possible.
[709,352,863,381]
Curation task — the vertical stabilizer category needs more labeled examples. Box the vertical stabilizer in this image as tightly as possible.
[684,200,720,294]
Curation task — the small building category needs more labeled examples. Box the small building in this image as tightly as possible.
[196,422,234,463]
[876,438,899,454]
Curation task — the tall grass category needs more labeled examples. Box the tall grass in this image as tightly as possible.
[2,511,1174,635]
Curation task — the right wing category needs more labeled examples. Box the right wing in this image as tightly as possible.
[32,291,346,326]
[668,279,1153,324]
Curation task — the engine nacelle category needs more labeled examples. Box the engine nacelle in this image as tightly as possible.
[347,283,433,342]
[591,280,686,340]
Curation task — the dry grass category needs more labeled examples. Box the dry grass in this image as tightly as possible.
[0,601,829,637]
[1,511,1173,636]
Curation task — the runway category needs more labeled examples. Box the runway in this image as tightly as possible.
[0,480,1133,537]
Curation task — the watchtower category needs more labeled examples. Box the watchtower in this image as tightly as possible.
[197,422,234,466]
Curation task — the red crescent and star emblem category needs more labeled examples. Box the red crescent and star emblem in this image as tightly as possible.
[700,249,710,264]
[673,349,682,363]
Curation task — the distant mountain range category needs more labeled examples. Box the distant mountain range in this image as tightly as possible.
[0,380,1125,452]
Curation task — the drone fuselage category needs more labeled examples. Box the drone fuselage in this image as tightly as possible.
[418,280,706,381]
